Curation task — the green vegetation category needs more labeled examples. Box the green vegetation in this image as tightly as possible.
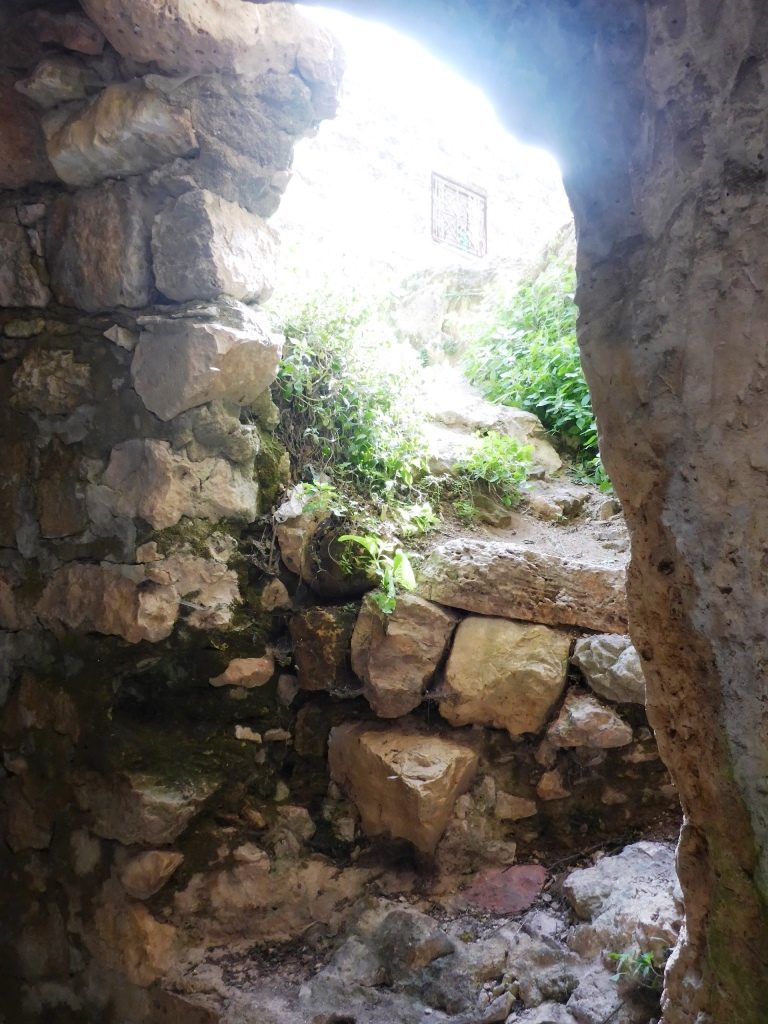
[608,949,669,991]
[464,260,610,489]
[455,433,533,508]
[338,533,417,614]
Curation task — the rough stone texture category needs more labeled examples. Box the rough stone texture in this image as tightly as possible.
[87,438,258,530]
[547,693,633,749]
[12,349,90,415]
[439,616,571,738]
[0,73,55,188]
[131,300,282,421]
[290,604,358,695]
[80,0,341,79]
[119,850,185,900]
[152,189,277,303]
[44,81,197,187]
[0,218,50,308]
[15,56,94,109]
[571,635,646,705]
[76,771,219,845]
[46,180,153,312]
[36,563,179,644]
[209,656,274,689]
[419,539,627,633]
[328,722,478,853]
[351,593,458,717]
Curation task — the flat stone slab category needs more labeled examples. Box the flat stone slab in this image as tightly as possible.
[418,538,627,634]
[462,864,548,914]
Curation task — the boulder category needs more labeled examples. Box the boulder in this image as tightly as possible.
[131,300,282,421]
[0,218,50,308]
[36,562,179,644]
[546,693,633,749]
[46,180,153,312]
[76,771,219,845]
[419,538,628,633]
[571,635,646,704]
[351,593,459,717]
[0,73,55,188]
[274,484,329,579]
[12,349,90,415]
[80,0,339,79]
[145,552,239,631]
[290,605,358,695]
[88,892,178,987]
[44,81,197,186]
[87,439,258,530]
[495,792,538,821]
[328,722,478,853]
[209,656,274,689]
[373,908,455,981]
[27,9,105,56]
[15,57,95,109]
[119,850,185,900]
[563,841,683,960]
[439,617,571,738]
[152,189,277,303]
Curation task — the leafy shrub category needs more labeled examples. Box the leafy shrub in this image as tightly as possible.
[338,533,417,614]
[275,295,428,497]
[464,261,609,487]
[608,948,670,992]
[455,433,532,509]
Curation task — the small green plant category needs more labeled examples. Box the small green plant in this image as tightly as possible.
[455,433,533,509]
[608,949,669,992]
[464,259,610,489]
[338,533,417,614]
[390,500,440,536]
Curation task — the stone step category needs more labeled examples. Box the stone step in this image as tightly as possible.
[418,538,627,634]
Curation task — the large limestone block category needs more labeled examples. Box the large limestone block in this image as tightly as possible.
[80,0,339,79]
[419,539,627,633]
[131,301,282,421]
[0,218,50,308]
[76,771,219,845]
[152,189,277,303]
[439,617,571,738]
[290,605,358,695]
[89,895,178,987]
[87,438,257,530]
[571,634,646,704]
[546,693,633,749]
[351,593,459,717]
[145,552,240,631]
[0,73,56,188]
[44,81,197,186]
[47,180,153,312]
[36,562,179,644]
[328,722,478,853]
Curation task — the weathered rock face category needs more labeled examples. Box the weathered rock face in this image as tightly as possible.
[351,593,459,717]
[419,539,627,633]
[290,604,358,695]
[439,617,571,738]
[131,300,282,421]
[328,722,479,853]
[0,73,55,188]
[571,635,646,705]
[546,693,633,749]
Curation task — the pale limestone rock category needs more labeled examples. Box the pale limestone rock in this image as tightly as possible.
[46,179,152,312]
[36,563,179,644]
[119,850,184,900]
[274,484,330,579]
[81,0,339,79]
[11,349,90,415]
[89,889,178,987]
[71,830,101,877]
[44,81,197,186]
[290,605,358,695]
[0,220,50,308]
[261,577,291,611]
[104,324,138,351]
[419,539,627,634]
[76,771,219,845]
[525,481,592,522]
[131,300,282,421]
[547,693,633,749]
[328,722,479,853]
[234,725,262,743]
[87,439,257,531]
[15,57,93,109]
[209,656,274,689]
[264,728,292,743]
[0,73,56,189]
[495,792,538,821]
[537,770,570,801]
[440,617,571,738]
[146,552,239,631]
[351,593,459,718]
[277,673,299,706]
[571,634,646,704]
[152,189,277,303]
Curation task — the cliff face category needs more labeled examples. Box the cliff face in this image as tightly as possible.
[1,1,768,1022]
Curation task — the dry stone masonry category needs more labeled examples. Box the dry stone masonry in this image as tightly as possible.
[1,1,766,1023]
